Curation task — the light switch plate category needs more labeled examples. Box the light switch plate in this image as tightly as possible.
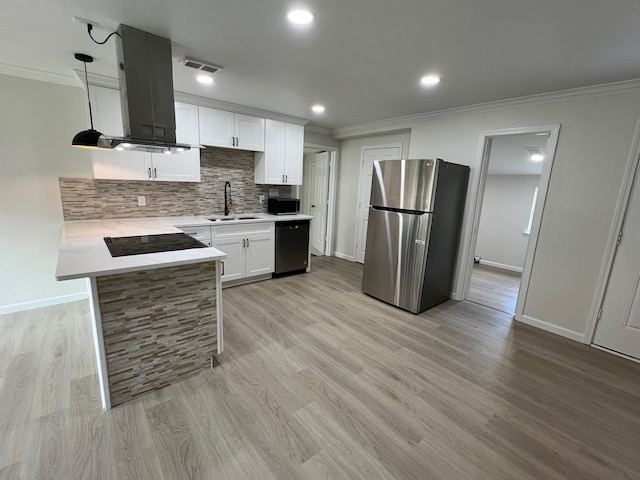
[138,195,146,206]
[259,195,265,204]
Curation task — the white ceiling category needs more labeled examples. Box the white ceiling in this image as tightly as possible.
[3,0,640,130]
[488,133,548,175]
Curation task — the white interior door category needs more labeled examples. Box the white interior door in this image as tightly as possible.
[593,158,640,359]
[309,152,330,256]
[354,145,401,263]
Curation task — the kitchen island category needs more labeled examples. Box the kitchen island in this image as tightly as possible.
[56,217,226,410]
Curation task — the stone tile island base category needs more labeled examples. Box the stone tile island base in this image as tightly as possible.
[88,262,221,409]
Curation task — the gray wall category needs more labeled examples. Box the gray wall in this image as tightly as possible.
[408,91,640,337]
[0,74,93,311]
[476,175,540,271]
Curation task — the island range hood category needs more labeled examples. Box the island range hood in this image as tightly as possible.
[109,24,191,153]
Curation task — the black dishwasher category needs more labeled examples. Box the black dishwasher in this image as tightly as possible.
[274,220,310,276]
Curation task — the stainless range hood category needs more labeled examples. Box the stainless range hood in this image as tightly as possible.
[109,24,191,153]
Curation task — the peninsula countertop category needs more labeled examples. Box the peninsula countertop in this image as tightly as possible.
[55,213,313,281]
[55,216,226,281]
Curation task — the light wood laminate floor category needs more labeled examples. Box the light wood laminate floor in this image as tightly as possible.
[1,257,640,479]
[468,264,521,314]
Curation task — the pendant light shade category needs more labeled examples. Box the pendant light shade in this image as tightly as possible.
[72,128,111,149]
[72,53,111,150]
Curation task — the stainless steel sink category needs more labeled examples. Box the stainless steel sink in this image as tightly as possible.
[208,216,261,222]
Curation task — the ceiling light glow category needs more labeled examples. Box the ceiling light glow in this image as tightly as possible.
[115,146,124,151]
[197,74,214,85]
[288,10,315,25]
[312,104,325,113]
[530,153,545,162]
[420,74,441,87]
[121,143,132,148]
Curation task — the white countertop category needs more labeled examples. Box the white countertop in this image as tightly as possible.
[55,214,313,281]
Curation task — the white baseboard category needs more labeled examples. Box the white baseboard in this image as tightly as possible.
[478,260,523,273]
[0,292,89,315]
[334,252,356,262]
[519,315,584,343]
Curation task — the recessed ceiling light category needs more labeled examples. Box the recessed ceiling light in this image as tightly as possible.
[176,147,185,152]
[288,10,315,25]
[115,146,124,151]
[121,143,132,148]
[420,74,441,87]
[163,150,172,155]
[197,74,214,85]
[525,147,545,162]
[312,104,325,113]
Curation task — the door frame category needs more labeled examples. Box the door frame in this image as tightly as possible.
[584,118,640,344]
[301,142,339,256]
[353,143,404,262]
[459,124,561,323]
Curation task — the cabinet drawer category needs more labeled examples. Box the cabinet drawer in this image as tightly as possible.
[211,222,274,238]
[178,226,212,245]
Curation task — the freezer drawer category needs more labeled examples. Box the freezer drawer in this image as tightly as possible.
[361,207,432,312]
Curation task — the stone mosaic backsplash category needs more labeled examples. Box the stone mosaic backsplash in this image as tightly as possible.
[60,147,293,220]
[97,262,218,406]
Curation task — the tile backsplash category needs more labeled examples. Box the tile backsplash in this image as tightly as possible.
[60,147,292,220]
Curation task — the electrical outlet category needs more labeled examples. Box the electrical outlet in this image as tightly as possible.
[138,195,146,206]
[259,195,265,204]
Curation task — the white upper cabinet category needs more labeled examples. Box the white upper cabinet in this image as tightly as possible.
[198,106,265,151]
[90,86,151,181]
[174,102,200,145]
[254,120,304,185]
[89,85,200,182]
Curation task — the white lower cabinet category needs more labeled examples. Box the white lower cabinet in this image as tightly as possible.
[211,222,274,282]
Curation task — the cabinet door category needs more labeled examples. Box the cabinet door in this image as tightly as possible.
[235,114,265,152]
[212,237,245,282]
[175,102,200,145]
[198,107,234,148]
[151,149,201,182]
[90,85,152,180]
[261,119,286,184]
[284,123,304,185]
[245,233,275,277]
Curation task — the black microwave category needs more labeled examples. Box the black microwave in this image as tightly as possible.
[268,197,300,215]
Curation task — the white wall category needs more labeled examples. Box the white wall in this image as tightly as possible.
[0,74,93,312]
[476,175,540,271]
[334,131,411,259]
[407,91,640,337]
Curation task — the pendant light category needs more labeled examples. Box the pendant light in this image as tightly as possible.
[71,53,111,150]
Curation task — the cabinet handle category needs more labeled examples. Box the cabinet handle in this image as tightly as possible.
[221,261,225,276]
[154,168,157,179]
[246,238,250,247]
[148,168,152,179]
[282,174,285,183]
[285,175,288,183]
[236,136,239,147]
[242,238,245,248]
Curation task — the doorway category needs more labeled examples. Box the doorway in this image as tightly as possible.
[299,145,339,257]
[588,121,640,361]
[462,125,560,320]
[354,144,402,263]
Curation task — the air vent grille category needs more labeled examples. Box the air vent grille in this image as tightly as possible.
[181,57,223,74]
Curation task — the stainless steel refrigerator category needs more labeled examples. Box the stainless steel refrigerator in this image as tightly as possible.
[361,159,469,314]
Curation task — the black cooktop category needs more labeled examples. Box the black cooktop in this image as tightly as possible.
[104,233,207,257]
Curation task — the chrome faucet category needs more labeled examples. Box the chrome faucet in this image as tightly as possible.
[224,181,232,216]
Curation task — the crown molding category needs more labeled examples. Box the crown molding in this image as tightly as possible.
[174,91,308,126]
[0,63,81,87]
[331,78,640,139]
[304,125,332,135]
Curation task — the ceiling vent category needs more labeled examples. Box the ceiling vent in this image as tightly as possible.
[181,57,223,74]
